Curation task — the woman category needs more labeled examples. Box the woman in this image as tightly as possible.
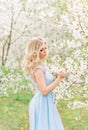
[24,37,66,130]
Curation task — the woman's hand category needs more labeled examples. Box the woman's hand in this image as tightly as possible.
[57,70,67,80]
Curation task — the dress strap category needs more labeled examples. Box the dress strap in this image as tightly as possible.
[30,65,45,76]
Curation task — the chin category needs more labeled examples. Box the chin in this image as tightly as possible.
[44,56,47,59]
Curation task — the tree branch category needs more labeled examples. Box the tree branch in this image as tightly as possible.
[11,25,27,44]
[4,2,14,64]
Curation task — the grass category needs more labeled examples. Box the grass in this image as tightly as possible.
[57,99,88,130]
[0,89,33,130]
[0,89,88,130]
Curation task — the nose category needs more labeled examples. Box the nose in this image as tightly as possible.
[44,49,47,54]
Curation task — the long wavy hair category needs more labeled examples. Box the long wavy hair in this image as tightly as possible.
[23,37,47,73]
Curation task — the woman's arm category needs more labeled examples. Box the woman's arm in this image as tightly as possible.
[34,69,66,96]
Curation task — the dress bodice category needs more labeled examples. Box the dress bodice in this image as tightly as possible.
[30,65,55,94]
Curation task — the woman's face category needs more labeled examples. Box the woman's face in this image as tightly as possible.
[39,44,48,60]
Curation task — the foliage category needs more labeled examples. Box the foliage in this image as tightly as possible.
[0,1,88,128]
[0,66,34,97]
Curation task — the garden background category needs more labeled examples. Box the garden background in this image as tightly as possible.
[0,0,88,130]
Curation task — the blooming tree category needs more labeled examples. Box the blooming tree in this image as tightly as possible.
[0,0,88,108]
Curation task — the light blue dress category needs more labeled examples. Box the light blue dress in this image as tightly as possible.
[29,65,64,130]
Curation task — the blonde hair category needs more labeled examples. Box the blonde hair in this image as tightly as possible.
[24,37,47,73]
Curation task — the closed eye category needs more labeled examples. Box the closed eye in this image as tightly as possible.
[40,47,47,52]
[40,49,43,52]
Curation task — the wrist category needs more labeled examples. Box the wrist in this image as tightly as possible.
[56,76,62,82]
